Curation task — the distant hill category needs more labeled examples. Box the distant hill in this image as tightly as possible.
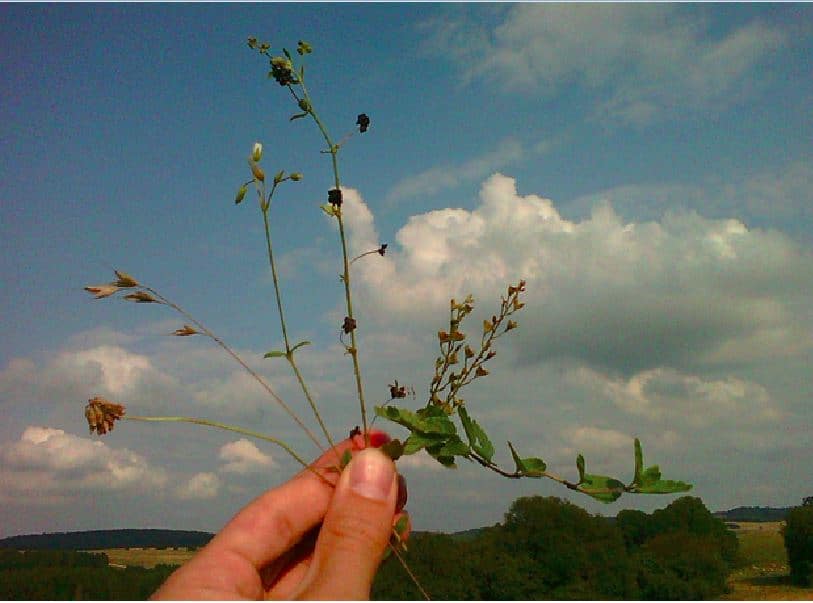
[0,529,213,551]
[713,506,791,522]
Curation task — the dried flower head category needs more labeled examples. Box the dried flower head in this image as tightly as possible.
[84,396,126,435]
[172,325,198,337]
[270,56,296,86]
[114,271,139,288]
[356,113,370,133]
[328,188,343,208]
[123,291,160,304]
[84,284,119,299]
[342,316,357,334]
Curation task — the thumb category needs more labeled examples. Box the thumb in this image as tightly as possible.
[302,448,397,599]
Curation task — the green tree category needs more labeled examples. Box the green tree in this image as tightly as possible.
[784,500,813,586]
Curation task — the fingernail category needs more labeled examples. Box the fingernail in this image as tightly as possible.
[349,448,394,501]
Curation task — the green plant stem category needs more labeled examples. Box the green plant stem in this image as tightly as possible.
[259,183,338,455]
[297,78,369,442]
[125,415,312,472]
[467,450,627,497]
[143,285,325,453]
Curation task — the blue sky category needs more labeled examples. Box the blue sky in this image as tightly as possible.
[1,4,812,538]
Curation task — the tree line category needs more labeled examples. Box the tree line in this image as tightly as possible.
[373,495,738,600]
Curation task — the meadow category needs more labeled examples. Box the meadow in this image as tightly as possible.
[721,522,813,600]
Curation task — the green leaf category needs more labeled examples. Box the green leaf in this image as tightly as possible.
[577,453,624,502]
[634,438,644,485]
[637,478,693,494]
[630,439,692,494]
[507,441,546,478]
[402,432,446,455]
[289,112,308,121]
[580,473,625,503]
[320,203,338,218]
[381,439,404,461]
[339,449,352,469]
[426,435,470,459]
[290,340,311,353]
[282,47,292,61]
[375,405,454,435]
[263,350,286,359]
[459,406,495,462]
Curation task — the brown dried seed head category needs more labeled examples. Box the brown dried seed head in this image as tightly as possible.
[114,271,139,288]
[464,345,475,358]
[123,291,159,303]
[85,284,119,299]
[172,325,198,337]
[85,396,126,435]
[506,320,518,331]
[475,366,489,377]
[437,331,450,343]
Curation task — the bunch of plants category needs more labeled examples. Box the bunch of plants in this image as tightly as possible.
[82,38,692,598]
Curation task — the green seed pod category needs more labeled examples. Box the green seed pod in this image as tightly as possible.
[235,185,248,204]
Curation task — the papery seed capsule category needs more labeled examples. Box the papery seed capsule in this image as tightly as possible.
[250,162,265,182]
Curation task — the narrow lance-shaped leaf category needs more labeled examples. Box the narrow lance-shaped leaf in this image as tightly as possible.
[263,350,286,359]
[507,441,546,477]
[631,439,693,494]
[290,340,311,354]
[577,452,624,503]
[459,406,495,462]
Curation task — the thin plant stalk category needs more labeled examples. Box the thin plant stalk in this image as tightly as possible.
[143,285,326,453]
[125,415,313,475]
[258,179,338,456]
[296,77,370,441]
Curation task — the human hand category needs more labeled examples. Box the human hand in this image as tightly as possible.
[151,430,409,600]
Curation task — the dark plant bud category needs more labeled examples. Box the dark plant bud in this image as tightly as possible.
[377,243,388,256]
[296,40,313,55]
[247,36,257,48]
[328,188,343,207]
[342,316,357,334]
[356,113,370,133]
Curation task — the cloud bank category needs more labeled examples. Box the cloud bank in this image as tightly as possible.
[426,5,787,124]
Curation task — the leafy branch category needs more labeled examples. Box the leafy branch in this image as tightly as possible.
[375,284,692,503]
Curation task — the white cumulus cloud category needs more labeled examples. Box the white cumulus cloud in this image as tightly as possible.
[426,5,787,124]
[346,173,813,376]
[218,438,275,474]
[0,426,167,504]
[175,472,221,500]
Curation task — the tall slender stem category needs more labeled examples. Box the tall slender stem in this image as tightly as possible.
[125,415,312,474]
[298,79,369,441]
[144,286,325,453]
[260,187,338,455]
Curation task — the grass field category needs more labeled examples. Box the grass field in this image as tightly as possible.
[720,522,813,600]
[88,547,197,569]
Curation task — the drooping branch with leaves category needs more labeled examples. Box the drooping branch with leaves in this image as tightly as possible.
[81,37,691,600]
